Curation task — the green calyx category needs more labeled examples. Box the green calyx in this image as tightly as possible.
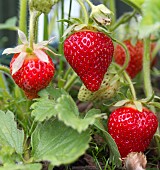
[29,0,60,14]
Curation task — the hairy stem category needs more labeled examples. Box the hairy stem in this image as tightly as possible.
[143,38,153,98]
[85,0,94,9]
[64,72,78,91]
[58,0,65,73]
[43,14,49,40]
[28,11,41,49]
[68,0,73,21]
[109,0,116,24]
[18,0,28,44]
[110,10,136,31]
[112,38,130,73]
[124,71,137,100]
[77,0,89,24]
[114,63,137,100]
[0,65,14,84]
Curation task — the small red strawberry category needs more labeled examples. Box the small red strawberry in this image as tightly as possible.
[108,106,158,158]
[3,30,56,99]
[64,30,114,92]
[10,52,55,94]
[113,40,155,79]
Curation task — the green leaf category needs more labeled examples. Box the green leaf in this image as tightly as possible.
[55,94,101,133]
[0,17,18,30]
[0,145,19,164]
[0,110,24,154]
[46,86,68,100]
[139,0,160,38]
[94,119,121,167]
[31,119,90,167]
[31,98,57,122]
[0,163,42,170]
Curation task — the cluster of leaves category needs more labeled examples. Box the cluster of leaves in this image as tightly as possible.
[0,71,121,169]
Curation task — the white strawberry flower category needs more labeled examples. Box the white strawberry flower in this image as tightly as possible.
[3,29,57,75]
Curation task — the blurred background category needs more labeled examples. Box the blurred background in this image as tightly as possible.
[0,0,131,48]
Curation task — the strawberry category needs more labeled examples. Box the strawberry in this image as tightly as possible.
[3,30,57,99]
[10,52,55,95]
[64,30,114,92]
[78,65,121,101]
[113,40,155,78]
[108,106,158,158]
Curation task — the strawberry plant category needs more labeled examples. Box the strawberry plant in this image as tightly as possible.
[0,0,160,169]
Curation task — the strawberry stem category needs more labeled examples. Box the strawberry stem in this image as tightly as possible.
[113,63,137,101]
[110,10,136,32]
[113,38,130,73]
[109,0,116,24]
[77,0,89,24]
[18,0,28,44]
[143,38,154,100]
[85,0,94,9]
[123,71,137,101]
[28,10,41,49]
[0,65,14,84]
[64,72,78,91]
[143,38,160,155]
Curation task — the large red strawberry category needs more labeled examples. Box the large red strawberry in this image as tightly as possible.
[114,40,155,79]
[64,30,114,92]
[10,52,55,94]
[108,106,158,158]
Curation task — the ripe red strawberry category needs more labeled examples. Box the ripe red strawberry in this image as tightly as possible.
[114,40,155,78]
[108,106,158,158]
[10,52,55,96]
[64,30,114,92]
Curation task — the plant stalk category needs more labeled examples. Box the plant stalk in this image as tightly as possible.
[18,0,28,44]
[77,0,89,24]
[113,63,137,101]
[143,38,154,102]
[64,72,78,91]
[68,0,73,21]
[109,0,116,24]
[58,0,64,73]
[28,11,41,49]
[112,38,130,73]
[43,14,49,40]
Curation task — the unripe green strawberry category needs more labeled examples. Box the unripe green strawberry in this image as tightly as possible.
[64,30,114,92]
[78,65,121,101]
[108,106,158,158]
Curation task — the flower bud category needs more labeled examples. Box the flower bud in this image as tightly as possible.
[29,0,60,14]
[90,4,112,26]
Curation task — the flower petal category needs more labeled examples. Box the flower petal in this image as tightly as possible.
[2,45,24,55]
[18,29,28,45]
[34,49,49,63]
[12,52,27,75]
[37,36,56,46]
